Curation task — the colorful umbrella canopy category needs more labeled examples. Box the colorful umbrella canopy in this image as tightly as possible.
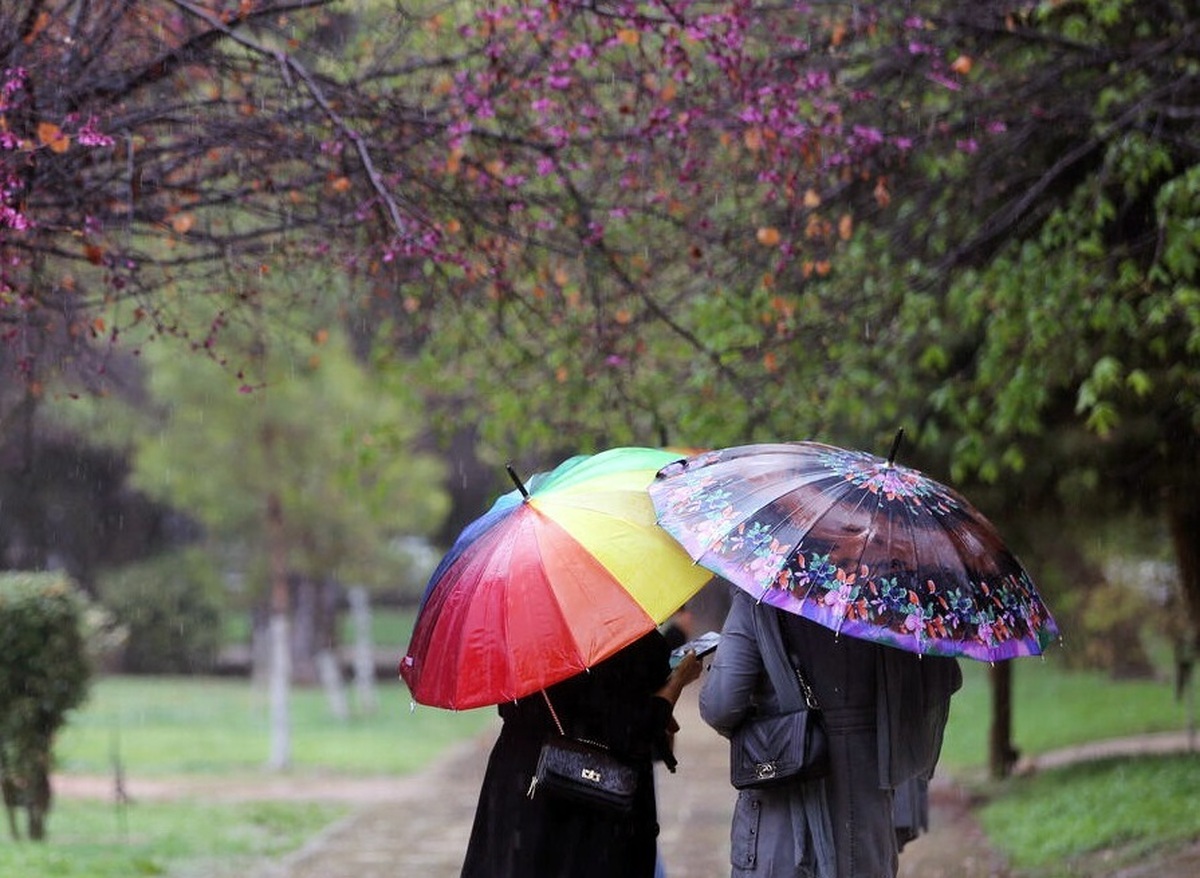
[400,447,712,709]
[649,440,1060,661]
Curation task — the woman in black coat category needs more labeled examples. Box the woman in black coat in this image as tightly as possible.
[460,630,702,878]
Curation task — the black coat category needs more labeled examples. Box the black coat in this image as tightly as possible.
[460,630,675,878]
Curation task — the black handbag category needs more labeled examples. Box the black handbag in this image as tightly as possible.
[526,691,639,812]
[729,621,830,790]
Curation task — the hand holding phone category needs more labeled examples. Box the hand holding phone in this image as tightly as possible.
[669,631,720,667]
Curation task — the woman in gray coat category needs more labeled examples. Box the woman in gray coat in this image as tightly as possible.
[700,589,961,878]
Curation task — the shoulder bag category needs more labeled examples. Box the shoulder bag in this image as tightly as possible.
[730,612,830,789]
[526,690,639,812]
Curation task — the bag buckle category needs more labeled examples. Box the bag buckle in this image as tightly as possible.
[754,761,778,780]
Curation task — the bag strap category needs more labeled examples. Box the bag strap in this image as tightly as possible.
[540,689,567,736]
[778,617,822,711]
[752,601,821,712]
[541,689,614,751]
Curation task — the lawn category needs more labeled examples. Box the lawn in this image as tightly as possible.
[938,651,1191,772]
[55,674,494,776]
[978,753,1200,875]
[1,672,494,877]
[938,651,1199,875]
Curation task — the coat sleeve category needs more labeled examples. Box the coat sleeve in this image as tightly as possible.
[699,590,763,738]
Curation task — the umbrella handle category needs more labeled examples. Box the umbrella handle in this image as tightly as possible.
[506,463,530,498]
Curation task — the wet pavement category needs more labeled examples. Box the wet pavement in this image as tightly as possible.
[256,686,1006,878]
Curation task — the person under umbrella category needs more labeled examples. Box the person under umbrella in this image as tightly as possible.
[651,436,1059,878]
[461,634,702,878]
[399,447,714,877]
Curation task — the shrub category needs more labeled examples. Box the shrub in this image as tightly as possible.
[0,572,92,840]
[99,549,224,674]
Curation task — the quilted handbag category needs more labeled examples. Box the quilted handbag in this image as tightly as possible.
[526,691,639,812]
[730,704,829,789]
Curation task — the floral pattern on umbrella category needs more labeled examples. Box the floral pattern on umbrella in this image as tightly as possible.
[650,442,1060,661]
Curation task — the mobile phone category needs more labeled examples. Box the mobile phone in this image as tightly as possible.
[669,631,720,667]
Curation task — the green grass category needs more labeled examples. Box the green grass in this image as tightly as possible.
[0,799,346,877]
[935,653,1198,875]
[978,753,1200,874]
[2,673,494,876]
[221,606,418,652]
[938,652,1191,772]
[57,674,495,776]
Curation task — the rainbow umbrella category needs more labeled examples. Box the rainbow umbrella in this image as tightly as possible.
[400,447,712,710]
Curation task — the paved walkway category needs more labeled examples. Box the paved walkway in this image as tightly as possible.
[255,687,1015,878]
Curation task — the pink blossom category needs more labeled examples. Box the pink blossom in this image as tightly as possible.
[851,125,884,146]
[77,118,114,147]
[927,71,962,91]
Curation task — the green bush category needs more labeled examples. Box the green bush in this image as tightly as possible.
[0,572,92,841]
[99,549,224,674]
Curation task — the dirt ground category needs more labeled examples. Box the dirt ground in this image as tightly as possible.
[55,687,1199,878]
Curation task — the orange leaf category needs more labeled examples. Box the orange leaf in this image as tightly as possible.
[950,55,973,75]
[84,244,104,266]
[617,28,640,46]
[330,176,352,193]
[756,227,781,246]
[838,214,853,240]
[614,308,632,325]
[743,127,764,151]
[803,188,821,208]
[38,121,69,153]
[22,12,50,44]
[171,213,195,234]
[874,178,891,208]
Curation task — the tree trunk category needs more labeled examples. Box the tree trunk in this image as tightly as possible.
[1166,484,1200,651]
[348,585,379,715]
[289,576,341,685]
[27,754,49,841]
[988,662,1018,778]
[316,649,349,721]
[266,491,291,772]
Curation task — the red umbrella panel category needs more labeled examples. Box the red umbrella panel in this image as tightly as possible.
[400,448,712,710]
[649,441,1060,662]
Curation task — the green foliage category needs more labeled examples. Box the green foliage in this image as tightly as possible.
[0,573,92,840]
[57,265,451,596]
[978,754,1200,872]
[98,550,225,675]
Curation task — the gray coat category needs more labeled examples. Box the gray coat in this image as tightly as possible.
[700,590,961,878]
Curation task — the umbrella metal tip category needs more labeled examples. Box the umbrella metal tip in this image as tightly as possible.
[505,462,531,498]
[887,428,905,465]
